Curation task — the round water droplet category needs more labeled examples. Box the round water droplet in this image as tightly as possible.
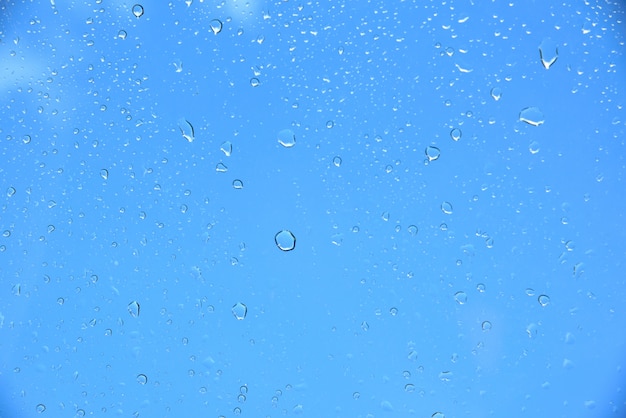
[132,4,144,18]
[482,321,492,331]
[277,129,296,148]
[353,392,360,399]
[136,374,148,384]
[538,294,551,307]
[274,230,296,251]
[250,77,260,87]
[441,201,453,215]
[209,19,223,34]
[36,404,46,413]
[232,302,247,320]
[118,30,127,39]
[23,135,31,144]
[425,146,440,161]
[490,87,502,101]
[450,128,462,141]
[454,291,467,305]
[7,187,16,197]
[332,156,342,167]
[232,179,244,189]
[476,283,486,293]
[519,107,544,126]
[326,120,334,128]
[127,300,140,317]
[407,225,418,236]
[404,383,415,393]
[100,169,108,180]
[47,225,55,233]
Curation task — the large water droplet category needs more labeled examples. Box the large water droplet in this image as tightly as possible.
[450,128,462,141]
[441,201,453,214]
[519,107,544,126]
[178,118,194,142]
[490,87,502,101]
[425,146,441,161]
[132,4,144,18]
[277,129,296,148]
[136,374,148,384]
[232,302,247,320]
[210,19,223,35]
[454,291,467,305]
[274,230,296,251]
[539,38,558,69]
[538,294,551,307]
[128,301,140,317]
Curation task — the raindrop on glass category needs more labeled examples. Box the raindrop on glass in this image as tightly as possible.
[232,302,247,320]
[476,283,486,292]
[454,291,467,305]
[250,77,260,87]
[482,321,492,331]
[538,294,551,307]
[36,404,46,413]
[432,413,445,418]
[215,163,228,173]
[332,156,342,167]
[326,120,334,129]
[128,301,140,317]
[136,374,148,384]
[425,146,440,161]
[118,30,127,40]
[220,141,232,156]
[490,87,502,101]
[100,169,108,180]
[539,38,558,69]
[407,225,418,236]
[274,230,296,251]
[450,128,462,141]
[7,187,16,197]
[232,179,244,189]
[277,129,296,148]
[519,107,544,126]
[441,201,453,215]
[132,4,144,18]
[209,19,223,35]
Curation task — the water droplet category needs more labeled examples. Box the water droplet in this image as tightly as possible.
[7,187,16,197]
[353,392,360,399]
[407,225,418,236]
[118,30,127,39]
[220,141,232,156]
[332,156,342,167]
[209,19,223,35]
[57,297,64,305]
[490,87,502,101]
[274,230,296,251]
[277,129,296,148]
[36,404,46,413]
[23,135,31,144]
[177,118,194,142]
[389,307,398,316]
[519,107,544,126]
[136,374,148,384]
[232,302,247,320]
[404,383,415,393]
[529,141,540,154]
[438,371,453,381]
[100,169,108,180]
[215,163,228,172]
[538,294,551,307]
[361,321,369,331]
[482,321,492,331]
[454,291,467,305]
[425,146,441,161]
[441,201,453,215]
[450,128,462,141]
[232,179,244,189]
[476,283,486,293]
[380,400,394,411]
[47,225,55,233]
[539,38,558,69]
[432,413,445,418]
[525,288,535,296]
[326,120,334,128]
[128,301,140,317]
[250,77,260,87]
[132,4,144,18]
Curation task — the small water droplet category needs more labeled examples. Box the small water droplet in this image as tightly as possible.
[277,129,296,148]
[482,321,492,331]
[117,30,127,39]
[332,156,342,167]
[215,163,228,173]
[450,128,462,141]
[232,179,244,189]
[432,413,445,418]
[425,146,441,161]
[23,135,31,144]
[490,87,502,101]
[274,230,296,251]
[136,374,148,384]
[404,383,415,393]
[326,120,334,128]
[100,169,108,180]
[132,4,144,18]
[454,291,467,305]
[407,225,418,236]
[353,392,360,399]
[250,77,260,87]
[441,201,453,214]
[128,300,140,317]
[177,118,194,142]
[209,19,223,34]
[7,187,16,197]
[47,225,55,233]
[36,404,46,413]
[538,294,551,307]
[232,302,247,320]
[519,107,544,126]
[539,38,558,69]
[476,283,486,292]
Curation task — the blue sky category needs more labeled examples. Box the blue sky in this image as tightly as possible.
[1,1,625,417]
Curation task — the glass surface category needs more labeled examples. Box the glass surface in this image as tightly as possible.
[1,1,625,417]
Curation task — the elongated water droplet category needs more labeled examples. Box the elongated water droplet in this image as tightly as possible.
[210,19,223,35]
[539,38,558,69]
[128,301,140,317]
[178,118,194,142]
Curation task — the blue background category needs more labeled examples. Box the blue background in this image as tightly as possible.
[1,0,625,417]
